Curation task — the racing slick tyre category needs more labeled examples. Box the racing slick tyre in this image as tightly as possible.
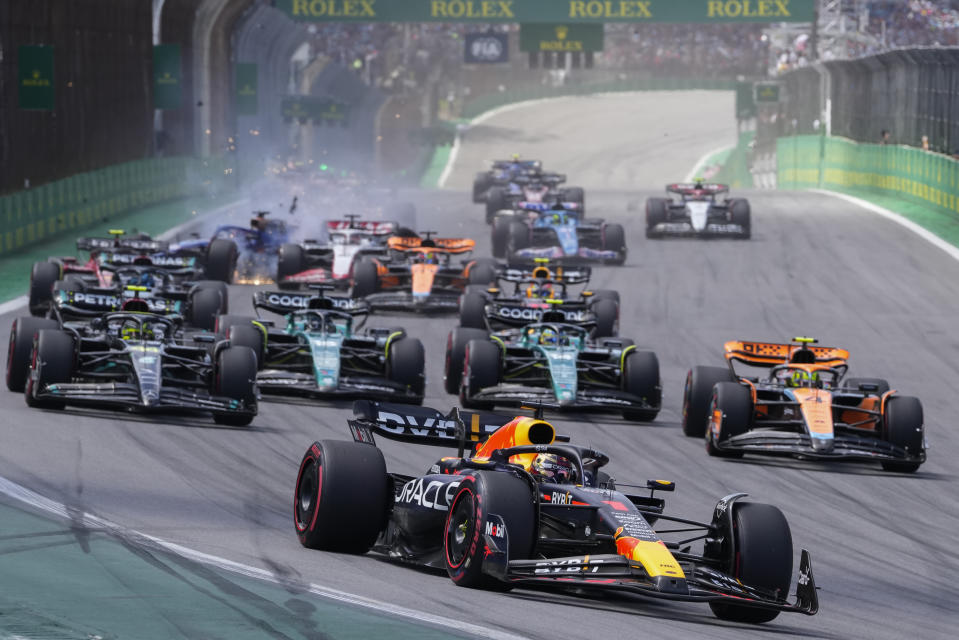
[709,502,793,624]
[645,198,668,238]
[294,440,389,552]
[205,238,238,283]
[728,198,752,239]
[467,258,498,285]
[460,339,501,410]
[880,395,924,473]
[191,280,229,314]
[215,314,257,338]
[705,382,751,458]
[445,470,535,590]
[589,289,620,306]
[490,216,511,258]
[212,346,257,426]
[24,329,74,409]
[561,186,585,206]
[844,377,890,396]
[277,243,305,290]
[486,187,508,223]
[591,298,619,339]
[7,317,59,392]
[472,172,491,203]
[351,259,379,298]
[29,261,61,316]
[507,221,530,256]
[444,327,490,394]
[226,323,265,368]
[601,223,627,265]
[189,286,225,331]
[459,292,488,330]
[622,350,661,422]
[387,337,426,404]
[682,366,736,437]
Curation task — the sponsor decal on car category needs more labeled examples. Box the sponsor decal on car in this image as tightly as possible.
[397,478,461,511]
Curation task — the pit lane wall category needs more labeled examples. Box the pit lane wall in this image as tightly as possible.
[777,135,959,217]
[0,157,234,257]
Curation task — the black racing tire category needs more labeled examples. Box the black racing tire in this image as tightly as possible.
[709,502,793,624]
[445,471,535,589]
[682,365,736,437]
[622,349,660,422]
[596,337,634,350]
[880,395,924,473]
[294,440,389,552]
[589,289,620,306]
[645,198,668,238]
[486,186,508,224]
[508,221,530,254]
[188,287,223,331]
[388,337,425,403]
[7,317,60,392]
[191,280,229,314]
[472,172,491,203]
[490,216,511,258]
[205,238,238,283]
[562,186,585,205]
[459,292,488,330]
[24,329,73,409]
[460,339,500,410]
[29,261,61,317]
[844,377,890,396]
[706,382,751,458]
[212,345,257,426]
[227,324,265,369]
[601,223,627,265]
[351,259,379,298]
[728,198,751,239]
[591,298,619,339]
[277,243,305,290]
[444,327,490,395]
[215,314,256,338]
[468,258,498,285]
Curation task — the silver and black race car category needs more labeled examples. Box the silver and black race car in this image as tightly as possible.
[217,287,425,404]
[13,312,256,425]
[645,182,751,238]
[293,401,818,625]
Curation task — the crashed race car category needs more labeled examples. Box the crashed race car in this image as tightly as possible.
[13,311,257,426]
[275,215,402,290]
[682,337,926,472]
[458,261,619,338]
[217,287,425,404]
[351,233,497,313]
[472,158,543,203]
[492,202,626,265]
[645,181,751,239]
[445,317,660,421]
[484,173,585,223]
[27,229,232,316]
[294,401,818,625]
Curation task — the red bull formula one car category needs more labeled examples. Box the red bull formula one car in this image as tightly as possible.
[294,401,818,624]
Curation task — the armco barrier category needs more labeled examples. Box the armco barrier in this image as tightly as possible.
[777,135,959,216]
[0,157,234,256]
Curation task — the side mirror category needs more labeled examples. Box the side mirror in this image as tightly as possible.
[193,333,216,344]
[646,479,675,492]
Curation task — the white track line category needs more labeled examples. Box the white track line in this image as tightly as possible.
[0,475,524,640]
[809,188,959,263]
[0,296,28,315]
[684,144,734,183]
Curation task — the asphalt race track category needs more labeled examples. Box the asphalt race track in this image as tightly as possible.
[3,92,958,639]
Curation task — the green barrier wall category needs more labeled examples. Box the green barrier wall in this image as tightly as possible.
[713,130,755,188]
[461,77,736,119]
[0,157,234,257]
[777,135,959,216]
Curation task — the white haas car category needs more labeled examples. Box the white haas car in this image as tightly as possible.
[645,182,750,239]
[276,215,402,289]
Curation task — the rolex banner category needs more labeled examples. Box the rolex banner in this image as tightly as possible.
[520,24,603,52]
[153,45,182,110]
[236,63,258,116]
[275,0,815,23]
[18,46,55,111]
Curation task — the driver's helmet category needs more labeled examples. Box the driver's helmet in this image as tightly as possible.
[540,328,558,346]
[530,454,576,484]
[120,319,147,341]
[307,314,337,333]
[511,153,520,161]
[417,251,438,265]
[787,369,820,388]
[127,271,155,288]
[526,282,554,299]
[693,176,705,189]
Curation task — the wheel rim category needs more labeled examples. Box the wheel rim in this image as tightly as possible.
[445,490,475,569]
[294,455,322,532]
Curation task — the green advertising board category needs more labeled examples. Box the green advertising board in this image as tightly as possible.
[520,24,603,52]
[18,46,55,111]
[235,63,258,116]
[755,82,780,103]
[153,45,182,110]
[282,96,351,126]
[275,0,814,22]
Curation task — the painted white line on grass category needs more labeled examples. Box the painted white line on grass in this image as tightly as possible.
[684,144,734,183]
[0,296,28,315]
[809,188,959,263]
[0,475,524,640]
